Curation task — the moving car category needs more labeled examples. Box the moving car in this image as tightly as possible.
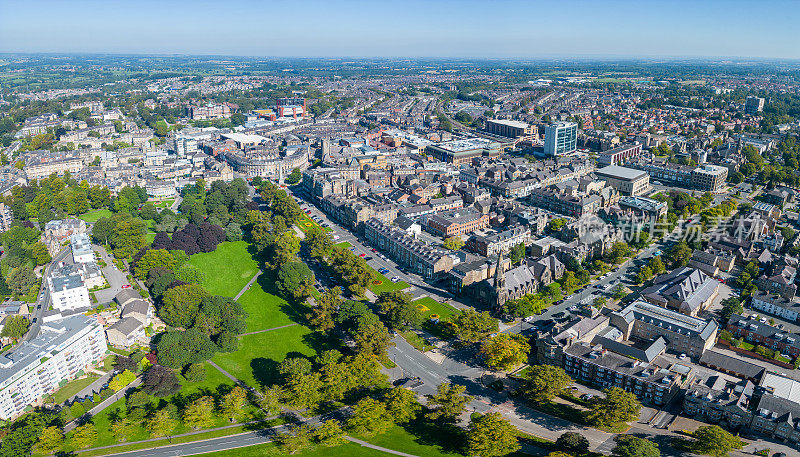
[391,276,400,282]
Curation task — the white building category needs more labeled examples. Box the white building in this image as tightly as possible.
[70,233,94,264]
[0,316,107,419]
[49,274,91,311]
[544,122,578,156]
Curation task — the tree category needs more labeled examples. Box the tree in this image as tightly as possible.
[35,426,64,454]
[279,357,323,409]
[425,383,472,423]
[521,365,572,402]
[276,261,315,303]
[509,243,526,264]
[352,313,392,357]
[309,286,341,333]
[691,425,743,457]
[159,283,208,328]
[376,291,423,330]
[7,265,36,295]
[466,412,520,457]
[612,435,660,457]
[1,315,30,340]
[635,266,654,284]
[347,398,393,436]
[134,249,176,279]
[314,420,347,447]
[258,385,284,415]
[156,328,218,368]
[183,396,216,429]
[109,370,136,392]
[449,308,498,343]
[0,411,55,457]
[608,242,632,264]
[111,419,139,442]
[548,218,566,232]
[480,333,530,371]
[555,431,590,454]
[666,239,692,268]
[286,168,302,185]
[148,408,178,438]
[126,390,151,410]
[184,363,206,383]
[72,423,98,449]
[221,386,248,422]
[269,231,301,267]
[305,226,333,260]
[589,387,641,427]
[110,217,147,259]
[443,236,465,251]
[648,256,665,275]
[720,297,743,320]
[384,387,422,424]
[142,365,181,397]
[276,424,314,455]
[29,242,51,265]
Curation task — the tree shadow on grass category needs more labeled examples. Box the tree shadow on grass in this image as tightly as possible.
[300,330,342,354]
[254,271,309,325]
[251,357,280,390]
[400,418,465,455]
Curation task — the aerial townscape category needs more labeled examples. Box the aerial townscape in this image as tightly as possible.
[1,2,800,457]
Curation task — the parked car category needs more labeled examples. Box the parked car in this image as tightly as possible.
[581,394,594,400]
[522,316,535,323]
[391,276,400,282]
[121,284,132,289]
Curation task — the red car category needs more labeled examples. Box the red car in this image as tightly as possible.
[359,253,366,257]
[121,284,132,289]
[371,248,377,252]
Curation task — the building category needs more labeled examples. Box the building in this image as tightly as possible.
[484,119,536,139]
[106,291,152,348]
[426,207,490,238]
[594,165,651,196]
[691,165,729,192]
[618,196,668,219]
[466,226,533,257]
[426,138,502,165]
[727,314,800,359]
[188,103,231,120]
[750,291,800,322]
[0,203,13,232]
[364,218,454,279]
[641,267,720,316]
[70,233,94,264]
[48,274,91,312]
[544,122,578,156]
[597,143,644,167]
[745,96,765,115]
[0,316,107,420]
[609,300,719,358]
[276,97,307,119]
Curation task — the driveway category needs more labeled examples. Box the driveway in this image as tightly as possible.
[93,244,131,304]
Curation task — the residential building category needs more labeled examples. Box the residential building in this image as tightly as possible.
[466,226,533,257]
[596,143,644,166]
[727,314,800,359]
[0,203,12,232]
[48,274,91,312]
[0,316,107,420]
[70,233,94,264]
[364,218,454,279]
[426,207,490,238]
[750,291,800,322]
[691,165,729,192]
[544,122,578,156]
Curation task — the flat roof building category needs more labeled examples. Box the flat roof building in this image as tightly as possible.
[544,122,577,156]
[595,165,650,196]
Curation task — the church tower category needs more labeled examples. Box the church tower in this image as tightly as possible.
[494,253,508,308]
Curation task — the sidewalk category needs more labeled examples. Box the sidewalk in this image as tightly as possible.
[64,378,141,432]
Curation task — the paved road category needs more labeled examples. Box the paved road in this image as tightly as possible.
[92,244,131,304]
[24,247,71,341]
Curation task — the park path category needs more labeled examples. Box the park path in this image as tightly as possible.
[63,378,142,432]
[345,437,419,456]
[238,323,298,337]
[234,270,263,301]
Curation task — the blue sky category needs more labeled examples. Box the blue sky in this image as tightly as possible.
[1,0,798,59]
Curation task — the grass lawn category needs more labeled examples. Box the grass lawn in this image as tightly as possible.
[56,363,252,454]
[198,424,466,457]
[411,297,457,320]
[236,273,303,333]
[145,232,156,244]
[188,241,260,297]
[368,273,410,294]
[79,208,113,223]
[212,324,336,389]
[52,376,99,404]
[334,241,352,248]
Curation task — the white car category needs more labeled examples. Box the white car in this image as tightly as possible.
[523,316,535,323]
[333,235,340,240]
[569,305,578,312]
[391,276,400,282]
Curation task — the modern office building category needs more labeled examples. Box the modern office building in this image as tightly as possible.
[594,165,651,196]
[691,165,729,192]
[745,96,765,115]
[544,122,578,156]
[426,138,503,165]
[0,316,107,420]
